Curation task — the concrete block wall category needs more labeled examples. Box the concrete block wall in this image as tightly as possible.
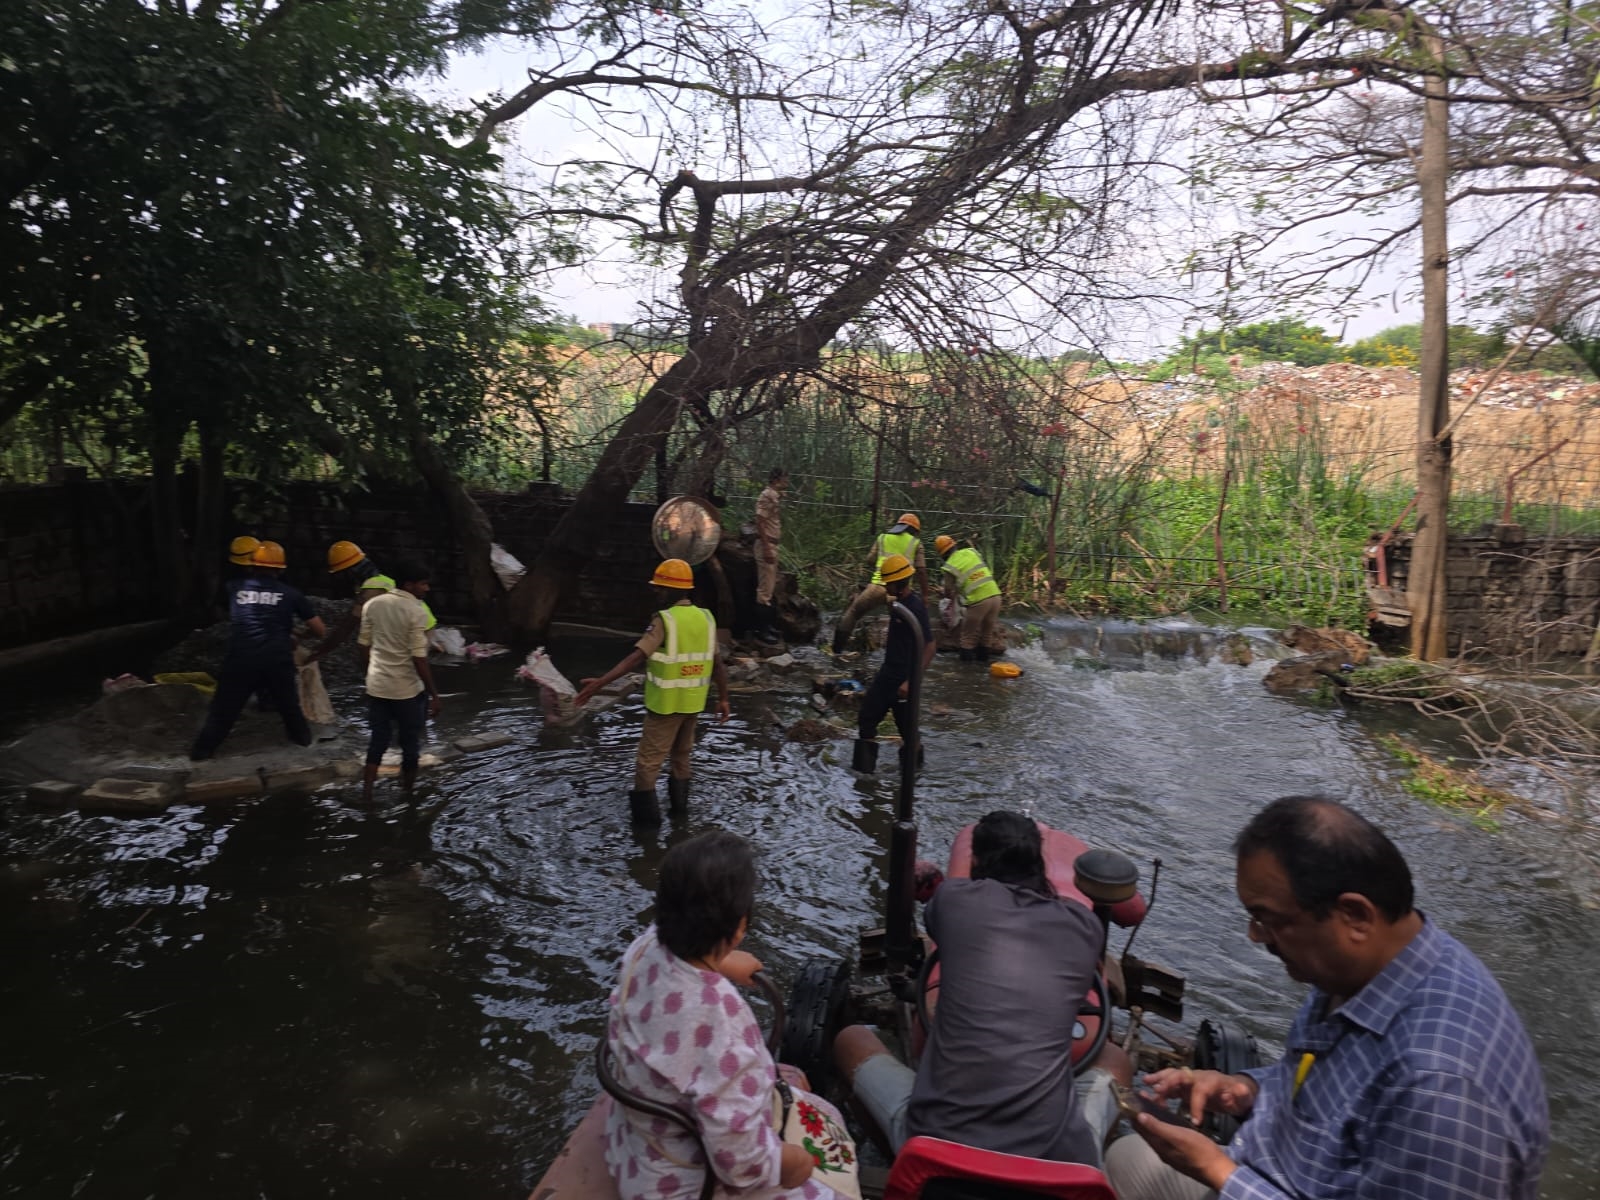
[1386,530,1600,655]
[0,478,664,650]
[0,480,161,648]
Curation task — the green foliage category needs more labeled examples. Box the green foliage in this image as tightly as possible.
[1379,736,1510,832]
[1175,318,1343,367]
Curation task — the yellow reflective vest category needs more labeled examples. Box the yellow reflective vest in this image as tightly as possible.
[644,604,717,715]
[870,531,920,585]
[944,547,1001,605]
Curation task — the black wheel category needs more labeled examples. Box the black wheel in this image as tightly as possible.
[779,956,853,1086]
[1190,1018,1264,1143]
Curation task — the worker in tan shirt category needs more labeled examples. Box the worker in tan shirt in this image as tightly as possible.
[754,467,788,644]
[358,559,443,805]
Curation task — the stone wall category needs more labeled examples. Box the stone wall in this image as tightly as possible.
[1385,527,1600,656]
[0,477,662,651]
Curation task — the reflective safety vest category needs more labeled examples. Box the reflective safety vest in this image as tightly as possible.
[644,604,717,715]
[944,547,1000,605]
[870,531,920,585]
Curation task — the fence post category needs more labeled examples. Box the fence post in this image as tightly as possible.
[1214,467,1231,612]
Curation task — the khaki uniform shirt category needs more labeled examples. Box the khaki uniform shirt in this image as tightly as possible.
[756,486,782,546]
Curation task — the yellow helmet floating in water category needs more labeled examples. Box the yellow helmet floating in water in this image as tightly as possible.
[990,661,1023,679]
[879,553,915,584]
[228,535,261,566]
[651,558,695,589]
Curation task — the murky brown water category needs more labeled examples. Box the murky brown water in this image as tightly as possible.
[1,622,1596,1199]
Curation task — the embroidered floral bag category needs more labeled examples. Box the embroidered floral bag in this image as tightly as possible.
[772,1075,862,1200]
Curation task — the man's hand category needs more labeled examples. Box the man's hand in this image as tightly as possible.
[717,949,763,987]
[576,678,601,707]
[717,696,731,723]
[897,681,909,699]
[427,694,442,719]
[1133,1113,1238,1192]
[1143,1068,1258,1125]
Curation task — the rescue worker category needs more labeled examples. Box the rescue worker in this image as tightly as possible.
[309,539,435,665]
[936,535,1003,661]
[575,559,732,826]
[753,467,788,644]
[852,553,935,776]
[832,512,929,653]
[358,560,443,805]
[190,542,327,760]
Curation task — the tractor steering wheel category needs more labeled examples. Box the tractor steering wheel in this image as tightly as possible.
[914,946,1111,1076]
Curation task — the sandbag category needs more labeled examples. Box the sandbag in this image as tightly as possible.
[490,543,526,591]
[517,648,579,726]
[428,626,467,657]
[293,647,337,725]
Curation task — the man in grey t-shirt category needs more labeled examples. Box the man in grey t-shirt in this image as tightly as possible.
[834,810,1132,1164]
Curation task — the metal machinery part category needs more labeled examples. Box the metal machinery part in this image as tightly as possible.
[651,495,723,566]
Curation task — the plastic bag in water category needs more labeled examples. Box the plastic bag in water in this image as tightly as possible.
[428,627,468,657]
[517,648,579,725]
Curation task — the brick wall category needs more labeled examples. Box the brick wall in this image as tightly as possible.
[0,477,662,650]
[1385,528,1600,656]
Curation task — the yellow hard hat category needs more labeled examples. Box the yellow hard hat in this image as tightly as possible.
[893,512,922,533]
[252,541,287,570]
[990,661,1023,679]
[651,558,695,589]
[327,540,365,573]
[229,535,261,566]
[934,535,956,556]
[880,553,915,584]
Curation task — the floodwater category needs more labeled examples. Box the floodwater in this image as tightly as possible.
[2,621,1598,1199]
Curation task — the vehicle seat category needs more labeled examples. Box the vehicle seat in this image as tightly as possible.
[883,1137,1116,1200]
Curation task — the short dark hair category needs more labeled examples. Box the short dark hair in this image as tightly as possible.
[971,810,1053,896]
[1232,796,1414,922]
[390,559,430,588]
[769,467,788,483]
[656,830,757,961]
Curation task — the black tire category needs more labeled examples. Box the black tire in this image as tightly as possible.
[779,956,853,1086]
[1190,1018,1264,1143]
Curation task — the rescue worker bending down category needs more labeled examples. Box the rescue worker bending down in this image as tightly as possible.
[576,559,732,826]
[309,539,435,666]
[851,553,934,776]
[936,535,1002,661]
[190,541,327,760]
[832,512,929,653]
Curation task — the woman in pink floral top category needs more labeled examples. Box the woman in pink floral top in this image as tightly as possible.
[603,830,848,1200]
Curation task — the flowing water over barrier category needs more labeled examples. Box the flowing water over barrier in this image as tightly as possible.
[2,621,1597,1198]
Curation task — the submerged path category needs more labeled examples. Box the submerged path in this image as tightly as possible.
[1,621,1596,1199]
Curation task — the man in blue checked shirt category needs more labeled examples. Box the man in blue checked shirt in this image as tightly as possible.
[1107,795,1548,1200]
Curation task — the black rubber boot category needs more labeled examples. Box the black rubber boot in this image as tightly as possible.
[757,607,782,645]
[628,788,662,826]
[958,648,976,662]
[975,645,993,662]
[851,739,879,774]
[667,776,690,815]
[831,628,849,654]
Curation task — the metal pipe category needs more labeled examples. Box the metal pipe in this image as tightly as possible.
[884,598,926,984]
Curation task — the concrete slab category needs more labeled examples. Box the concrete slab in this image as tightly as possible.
[452,733,516,754]
[114,763,193,788]
[261,764,341,792]
[79,778,174,816]
[27,779,83,810]
[184,775,265,805]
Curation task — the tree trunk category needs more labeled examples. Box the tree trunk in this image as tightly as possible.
[505,356,706,641]
[1409,34,1452,662]
[187,419,227,621]
[407,427,507,639]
